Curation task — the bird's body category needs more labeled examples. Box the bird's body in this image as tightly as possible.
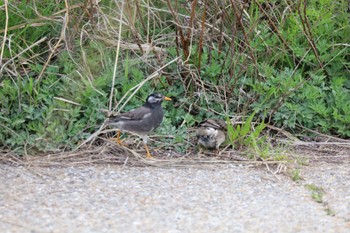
[108,105,163,136]
[107,93,171,157]
[196,118,227,150]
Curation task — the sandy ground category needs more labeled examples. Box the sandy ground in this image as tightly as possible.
[0,161,349,233]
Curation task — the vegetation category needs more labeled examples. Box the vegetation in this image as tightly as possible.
[0,0,349,155]
[305,183,335,216]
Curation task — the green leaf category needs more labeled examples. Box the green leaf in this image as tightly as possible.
[226,117,238,143]
[240,113,255,137]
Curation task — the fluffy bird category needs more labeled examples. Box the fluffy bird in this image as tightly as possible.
[107,93,171,158]
[196,118,227,150]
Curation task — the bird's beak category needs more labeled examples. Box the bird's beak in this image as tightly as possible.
[164,96,172,101]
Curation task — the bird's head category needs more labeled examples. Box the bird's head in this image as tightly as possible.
[145,93,172,107]
[196,127,218,141]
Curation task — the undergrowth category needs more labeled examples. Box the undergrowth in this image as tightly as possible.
[0,0,349,156]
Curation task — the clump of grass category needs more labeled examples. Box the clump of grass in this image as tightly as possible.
[305,183,335,216]
[305,184,325,203]
[291,169,303,182]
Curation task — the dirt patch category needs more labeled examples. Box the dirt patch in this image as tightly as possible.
[1,139,349,169]
[293,143,350,164]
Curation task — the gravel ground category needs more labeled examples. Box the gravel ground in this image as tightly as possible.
[302,162,350,222]
[0,163,349,233]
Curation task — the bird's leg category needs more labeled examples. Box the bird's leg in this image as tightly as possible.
[112,130,124,146]
[143,143,153,158]
[197,146,204,158]
[142,135,153,158]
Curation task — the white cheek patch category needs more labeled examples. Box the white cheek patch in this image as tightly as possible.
[206,127,218,136]
[148,96,160,103]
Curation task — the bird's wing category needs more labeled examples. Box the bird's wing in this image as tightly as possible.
[199,119,226,130]
[110,106,152,122]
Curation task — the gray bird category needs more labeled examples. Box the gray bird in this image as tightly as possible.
[196,118,227,150]
[107,93,172,158]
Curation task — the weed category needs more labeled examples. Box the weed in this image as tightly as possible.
[291,169,302,182]
[325,207,336,216]
[305,183,336,216]
[226,113,266,150]
[305,184,325,203]
[295,156,310,166]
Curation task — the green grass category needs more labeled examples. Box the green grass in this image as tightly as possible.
[305,183,335,216]
[305,184,325,203]
[291,169,302,182]
[1,0,349,155]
